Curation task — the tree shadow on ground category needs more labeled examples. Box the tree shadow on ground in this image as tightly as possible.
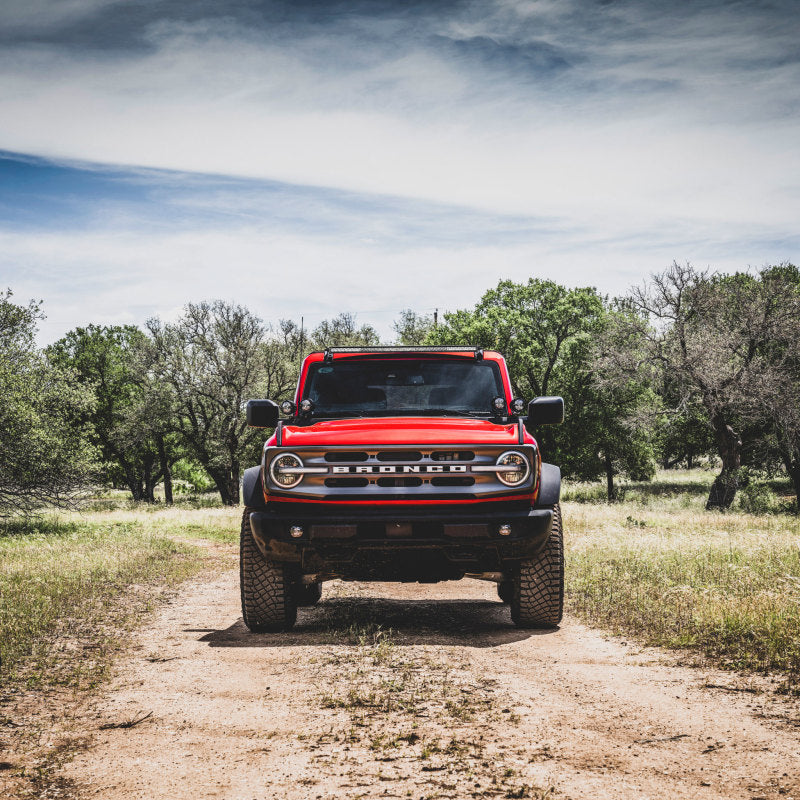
[191,596,556,648]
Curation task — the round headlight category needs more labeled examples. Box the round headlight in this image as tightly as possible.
[280,400,296,416]
[299,398,314,415]
[495,450,530,487]
[510,398,526,415]
[270,452,304,488]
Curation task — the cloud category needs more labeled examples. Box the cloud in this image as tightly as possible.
[2,161,796,345]
[0,0,798,340]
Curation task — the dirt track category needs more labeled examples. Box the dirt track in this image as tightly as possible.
[27,560,800,799]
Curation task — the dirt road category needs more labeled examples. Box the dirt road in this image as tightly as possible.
[40,562,800,799]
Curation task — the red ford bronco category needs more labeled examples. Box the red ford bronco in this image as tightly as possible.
[241,346,564,632]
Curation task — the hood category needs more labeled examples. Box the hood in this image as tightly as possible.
[280,416,521,447]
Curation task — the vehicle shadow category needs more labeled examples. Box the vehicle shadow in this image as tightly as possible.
[191,597,558,648]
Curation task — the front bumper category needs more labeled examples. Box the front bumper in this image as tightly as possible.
[248,505,554,580]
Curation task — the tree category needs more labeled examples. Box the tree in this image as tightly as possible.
[742,264,800,512]
[656,392,716,470]
[393,309,433,345]
[622,262,798,510]
[147,301,297,505]
[48,325,180,503]
[427,279,658,498]
[311,313,380,349]
[0,290,96,516]
[571,309,661,499]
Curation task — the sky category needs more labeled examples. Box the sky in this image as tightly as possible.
[1,0,799,342]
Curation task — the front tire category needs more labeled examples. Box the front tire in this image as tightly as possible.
[240,507,297,632]
[510,504,564,628]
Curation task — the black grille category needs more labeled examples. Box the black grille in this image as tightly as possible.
[431,476,475,487]
[376,450,422,461]
[325,451,369,462]
[325,477,369,487]
[376,477,424,488]
[432,450,475,461]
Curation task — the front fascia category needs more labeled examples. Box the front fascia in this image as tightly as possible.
[261,442,538,507]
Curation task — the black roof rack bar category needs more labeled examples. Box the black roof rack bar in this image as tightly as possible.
[321,346,482,354]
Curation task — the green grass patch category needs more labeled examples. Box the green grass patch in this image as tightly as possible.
[564,498,800,680]
[0,512,225,689]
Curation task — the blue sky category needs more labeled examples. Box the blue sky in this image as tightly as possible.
[1,0,799,342]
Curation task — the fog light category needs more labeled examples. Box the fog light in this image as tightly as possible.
[498,524,512,536]
[290,526,304,538]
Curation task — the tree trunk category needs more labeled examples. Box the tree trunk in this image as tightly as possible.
[209,468,238,505]
[124,464,143,501]
[687,450,694,470]
[157,436,173,505]
[604,452,616,501]
[706,416,742,510]
[227,464,240,507]
[780,447,800,516]
[787,463,800,516]
[143,457,156,503]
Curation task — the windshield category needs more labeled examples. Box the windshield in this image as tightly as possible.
[303,358,505,417]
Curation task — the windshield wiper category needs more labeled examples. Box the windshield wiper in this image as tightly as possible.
[415,409,489,418]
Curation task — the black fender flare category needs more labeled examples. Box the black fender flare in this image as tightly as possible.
[536,463,561,507]
[242,465,267,509]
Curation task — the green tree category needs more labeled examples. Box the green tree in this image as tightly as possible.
[0,290,96,516]
[146,301,297,505]
[49,325,179,503]
[568,310,661,498]
[393,309,433,345]
[742,264,800,511]
[623,262,798,510]
[427,279,604,399]
[427,279,658,497]
[311,313,380,349]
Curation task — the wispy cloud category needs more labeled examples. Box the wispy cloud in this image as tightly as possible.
[0,1,798,339]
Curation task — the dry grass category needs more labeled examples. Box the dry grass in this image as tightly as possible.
[564,472,800,680]
[0,506,239,690]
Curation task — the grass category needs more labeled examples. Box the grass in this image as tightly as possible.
[564,469,800,682]
[4,467,799,696]
[0,505,239,689]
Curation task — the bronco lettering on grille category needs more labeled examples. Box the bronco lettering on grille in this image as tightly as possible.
[331,465,468,474]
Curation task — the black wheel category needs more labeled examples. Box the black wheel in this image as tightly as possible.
[510,504,564,628]
[240,507,297,632]
[294,581,323,607]
[497,580,513,604]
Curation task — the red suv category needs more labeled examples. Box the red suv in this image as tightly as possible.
[240,347,564,631]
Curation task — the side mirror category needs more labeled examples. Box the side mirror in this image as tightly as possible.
[525,396,564,431]
[246,399,279,428]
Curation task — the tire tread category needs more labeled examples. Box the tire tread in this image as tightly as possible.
[511,504,564,628]
[240,507,297,632]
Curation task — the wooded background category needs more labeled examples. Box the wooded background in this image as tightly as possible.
[3,261,799,515]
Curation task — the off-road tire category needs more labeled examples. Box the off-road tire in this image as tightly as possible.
[294,581,323,607]
[497,579,513,604]
[510,503,564,628]
[240,507,297,632]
